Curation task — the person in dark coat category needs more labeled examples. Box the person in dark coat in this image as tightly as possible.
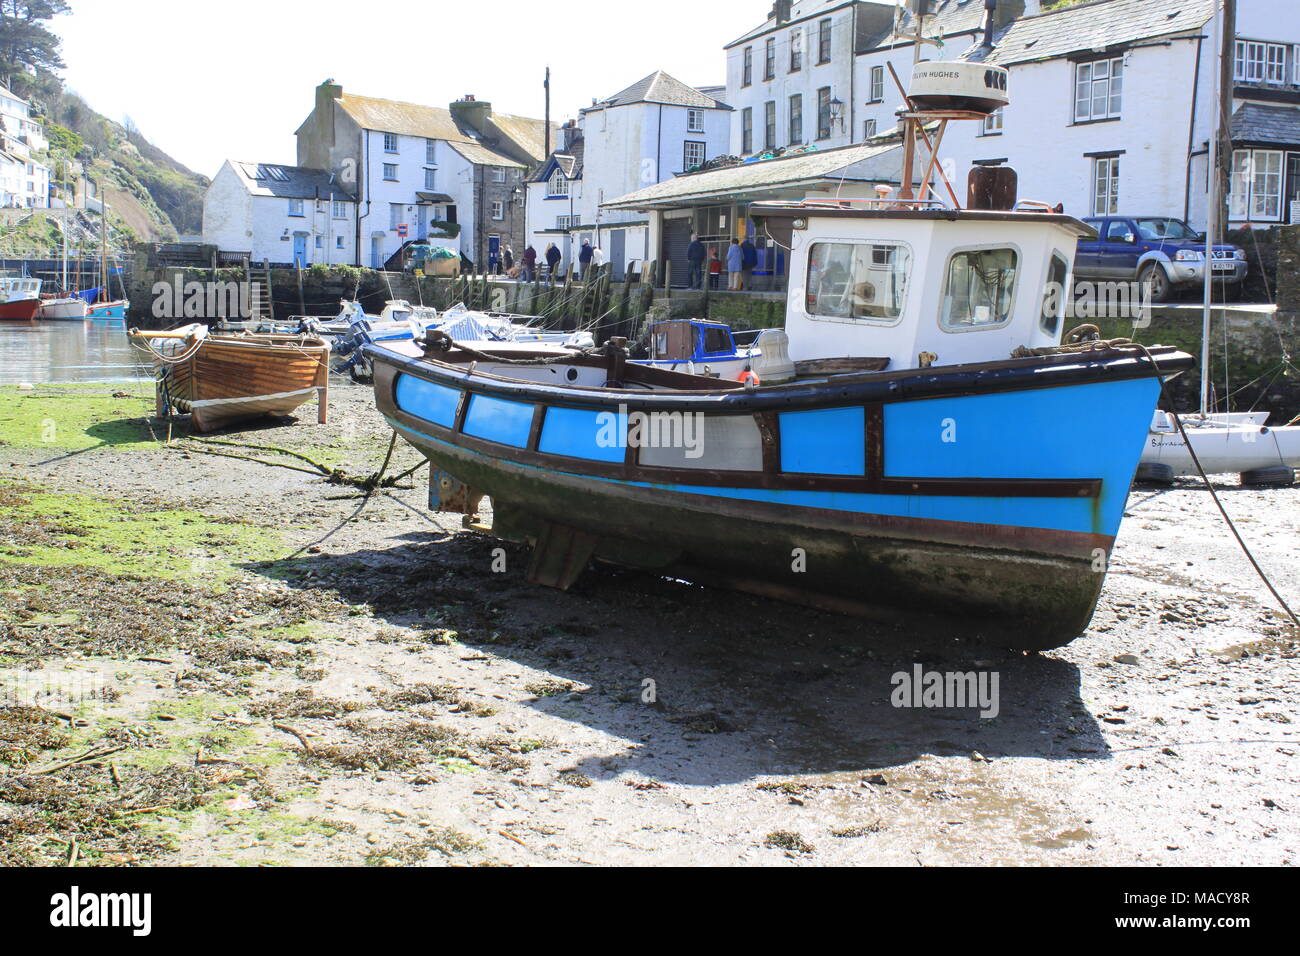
[578,239,594,279]
[545,242,562,281]
[740,237,758,290]
[686,233,706,289]
[504,246,514,271]
[522,245,537,282]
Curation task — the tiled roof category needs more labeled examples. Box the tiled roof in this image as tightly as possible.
[446,141,526,168]
[1231,102,1300,147]
[481,111,554,163]
[230,161,356,201]
[590,71,728,111]
[602,139,903,209]
[979,0,1216,66]
[864,0,988,50]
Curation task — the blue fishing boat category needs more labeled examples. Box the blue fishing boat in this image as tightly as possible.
[362,64,1195,649]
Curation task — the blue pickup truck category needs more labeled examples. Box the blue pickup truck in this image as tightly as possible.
[1074,215,1247,302]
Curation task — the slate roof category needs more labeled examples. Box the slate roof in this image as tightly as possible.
[446,141,526,168]
[978,0,1216,66]
[230,162,356,201]
[602,139,904,209]
[530,135,585,183]
[1231,102,1300,147]
[864,0,988,51]
[726,0,862,50]
[588,71,728,111]
[332,92,553,164]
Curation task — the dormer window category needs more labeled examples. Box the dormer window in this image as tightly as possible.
[548,172,569,197]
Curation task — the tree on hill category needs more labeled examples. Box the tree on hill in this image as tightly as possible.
[0,0,70,85]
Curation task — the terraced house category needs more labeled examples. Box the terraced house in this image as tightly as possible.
[295,81,555,269]
[725,0,1300,229]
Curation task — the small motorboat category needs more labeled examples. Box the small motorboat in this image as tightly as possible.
[0,277,42,322]
[636,319,761,380]
[129,324,331,433]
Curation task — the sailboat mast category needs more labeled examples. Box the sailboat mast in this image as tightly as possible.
[1200,1,1224,416]
[100,180,108,302]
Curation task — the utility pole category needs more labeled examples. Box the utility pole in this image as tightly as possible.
[544,67,552,160]
[1217,0,1235,234]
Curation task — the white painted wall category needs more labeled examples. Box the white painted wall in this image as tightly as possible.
[203,161,357,265]
[725,4,860,154]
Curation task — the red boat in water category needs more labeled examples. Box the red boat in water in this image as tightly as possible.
[0,278,42,321]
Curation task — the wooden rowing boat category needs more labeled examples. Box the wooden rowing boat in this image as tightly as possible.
[129,324,331,433]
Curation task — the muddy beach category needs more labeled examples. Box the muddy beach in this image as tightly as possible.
[0,381,1296,866]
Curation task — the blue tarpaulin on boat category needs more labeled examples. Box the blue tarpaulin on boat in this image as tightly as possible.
[75,288,102,303]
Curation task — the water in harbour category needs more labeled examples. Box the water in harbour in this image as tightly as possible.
[0,319,146,385]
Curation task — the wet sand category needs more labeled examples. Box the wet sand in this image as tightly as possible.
[1,382,1296,865]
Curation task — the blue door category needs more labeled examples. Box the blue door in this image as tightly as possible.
[293,233,308,267]
[488,235,500,273]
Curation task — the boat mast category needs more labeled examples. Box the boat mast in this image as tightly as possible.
[61,168,69,292]
[1201,0,1232,415]
[100,180,108,303]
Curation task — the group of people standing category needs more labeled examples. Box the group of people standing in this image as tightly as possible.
[687,233,758,291]
[515,239,605,283]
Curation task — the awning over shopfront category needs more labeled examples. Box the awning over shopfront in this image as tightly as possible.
[601,139,905,211]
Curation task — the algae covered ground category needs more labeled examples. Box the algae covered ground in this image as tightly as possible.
[1,383,1297,866]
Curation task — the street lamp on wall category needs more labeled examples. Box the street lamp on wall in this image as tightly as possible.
[829,97,845,133]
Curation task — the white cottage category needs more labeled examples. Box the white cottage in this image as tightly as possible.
[202,161,358,266]
[525,71,730,279]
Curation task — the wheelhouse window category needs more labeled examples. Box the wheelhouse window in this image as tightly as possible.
[941,248,1019,330]
[1229,148,1283,220]
[816,87,831,140]
[818,18,832,64]
[1092,156,1120,216]
[742,46,753,86]
[1041,252,1069,336]
[764,100,777,150]
[1074,57,1123,122]
[806,241,911,322]
[765,38,776,80]
[789,94,803,144]
[790,28,803,72]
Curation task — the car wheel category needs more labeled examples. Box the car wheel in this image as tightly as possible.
[1139,262,1171,303]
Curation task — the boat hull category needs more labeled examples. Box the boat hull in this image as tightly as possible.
[369,343,1194,649]
[39,298,90,320]
[88,300,127,320]
[0,298,41,321]
[141,332,331,433]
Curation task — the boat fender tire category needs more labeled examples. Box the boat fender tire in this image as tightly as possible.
[1239,465,1295,488]
[1134,462,1175,484]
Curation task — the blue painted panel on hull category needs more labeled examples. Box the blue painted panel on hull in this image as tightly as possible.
[389,420,1107,537]
[539,407,626,463]
[779,406,865,475]
[883,377,1158,536]
[463,394,534,448]
[395,374,460,428]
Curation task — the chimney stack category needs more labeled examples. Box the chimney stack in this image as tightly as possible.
[770,0,792,23]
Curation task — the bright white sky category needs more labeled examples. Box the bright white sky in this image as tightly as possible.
[56,0,754,179]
